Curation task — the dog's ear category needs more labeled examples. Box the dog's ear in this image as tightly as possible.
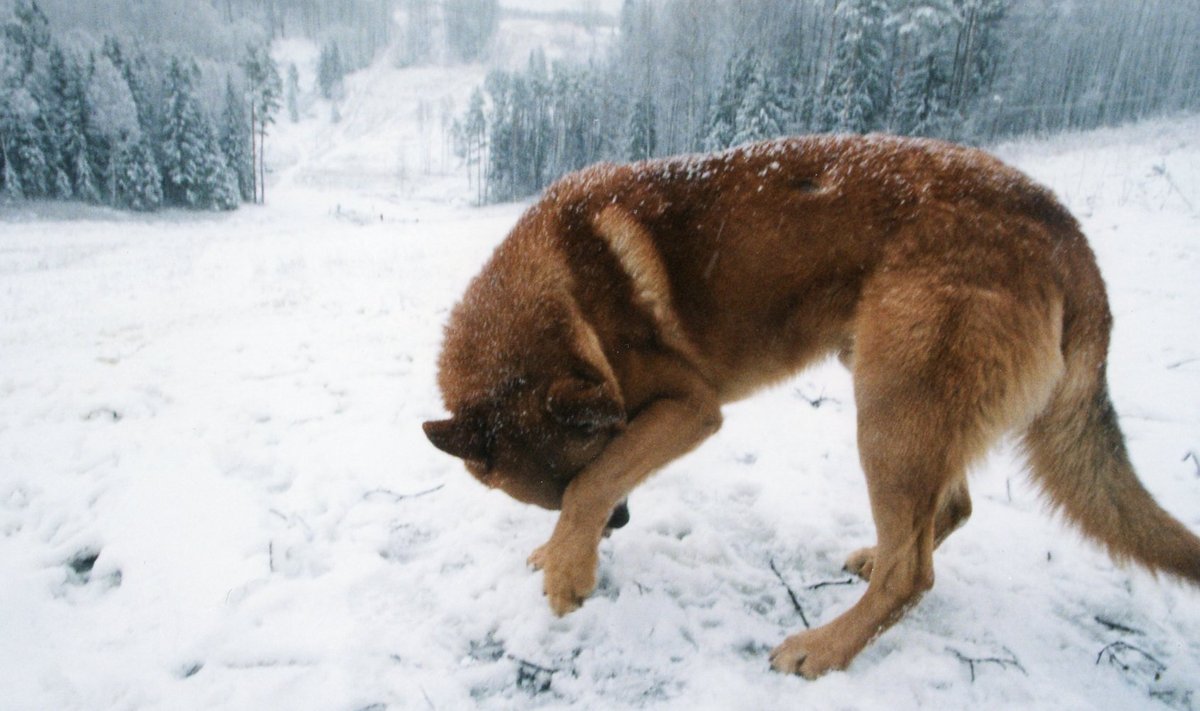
[422,417,488,461]
[546,377,626,432]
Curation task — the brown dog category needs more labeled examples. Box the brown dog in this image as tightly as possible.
[423,135,1200,678]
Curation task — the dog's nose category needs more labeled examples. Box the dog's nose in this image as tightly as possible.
[606,501,630,530]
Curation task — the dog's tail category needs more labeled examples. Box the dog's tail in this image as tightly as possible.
[1022,243,1200,586]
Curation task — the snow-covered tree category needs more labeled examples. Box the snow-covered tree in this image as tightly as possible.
[219,74,254,202]
[732,60,787,146]
[460,86,487,203]
[86,51,139,200]
[0,85,47,199]
[819,0,891,133]
[241,43,281,204]
[112,136,162,211]
[159,56,237,210]
[703,50,757,151]
[888,0,957,136]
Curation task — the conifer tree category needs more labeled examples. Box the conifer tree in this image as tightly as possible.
[818,0,890,133]
[241,44,281,204]
[41,46,74,198]
[1,87,46,199]
[703,50,757,151]
[219,75,254,202]
[462,87,487,203]
[732,59,787,145]
[159,56,235,209]
[112,136,162,211]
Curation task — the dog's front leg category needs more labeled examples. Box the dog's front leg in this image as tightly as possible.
[530,390,722,615]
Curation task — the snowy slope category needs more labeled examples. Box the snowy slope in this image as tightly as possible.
[2,41,1199,710]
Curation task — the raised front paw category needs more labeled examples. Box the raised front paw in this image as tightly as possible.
[769,628,852,679]
[527,539,597,616]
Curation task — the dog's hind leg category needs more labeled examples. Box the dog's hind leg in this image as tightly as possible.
[844,477,972,581]
[771,273,1063,678]
[771,392,956,678]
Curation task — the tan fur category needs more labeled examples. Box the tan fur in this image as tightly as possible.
[423,134,1200,679]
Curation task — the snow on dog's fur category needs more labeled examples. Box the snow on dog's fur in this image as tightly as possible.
[425,135,1200,679]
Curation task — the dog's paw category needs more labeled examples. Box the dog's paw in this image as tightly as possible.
[769,630,848,679]
[843,546,875,581]
[528,540,597,616]
[527,543,549,571]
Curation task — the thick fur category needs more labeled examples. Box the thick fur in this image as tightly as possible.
[424,135,1200,678]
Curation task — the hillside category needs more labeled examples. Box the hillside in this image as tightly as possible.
[1,12,1199,711]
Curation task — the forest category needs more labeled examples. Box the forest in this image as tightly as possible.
[0,0,376,210]
[466,0,1200,202]
[3,0,1199,210]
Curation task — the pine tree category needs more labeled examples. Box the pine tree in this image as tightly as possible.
[891,1,950,136]
[462,87,487,203]
[61,50,100,202]
[703,50,757,151]
[7,1,50,77]
[818,0,891,133]
[112,136,162,211]
[86,50,139,201]
[120,49,159,142]
[241,44,281,204]
[160,56,232,209]
[484,69,514,202]
[40,46,74,198]
[732,60,787,145]
[219,75,254,202]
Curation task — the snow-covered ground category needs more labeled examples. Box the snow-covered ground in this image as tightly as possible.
[2,44,1199,710]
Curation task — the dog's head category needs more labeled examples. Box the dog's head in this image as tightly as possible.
[422,367,625,510]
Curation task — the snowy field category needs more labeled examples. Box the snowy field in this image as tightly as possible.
[3,109,1200,709]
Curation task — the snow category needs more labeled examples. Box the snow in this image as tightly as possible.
[2,43,1200,711]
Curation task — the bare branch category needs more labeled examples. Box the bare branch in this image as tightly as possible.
[363,484,446,502]
[768,558,811,629]
[948,647,1028,683]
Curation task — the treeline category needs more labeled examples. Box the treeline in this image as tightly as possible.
[216,0,498,69]
[1,1,282,210]
[459,0,1200,203]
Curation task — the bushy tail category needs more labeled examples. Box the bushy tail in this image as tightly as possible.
[1022,285,1200,586]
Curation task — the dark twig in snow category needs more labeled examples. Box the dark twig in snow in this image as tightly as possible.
[805,577,858,590]
[508,655,558,694]
[947,647,1027,683]
[794,386,838,409]
[1183,451,1200,477]
[1165,357,1197,370]
[363,484,446,502]
[1094,615,1144,636]
[1095,641,1167,680]
[1151,163,1195,211]
[768,558,810,629]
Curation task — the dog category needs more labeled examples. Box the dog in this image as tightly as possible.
[423,134,1200,678]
